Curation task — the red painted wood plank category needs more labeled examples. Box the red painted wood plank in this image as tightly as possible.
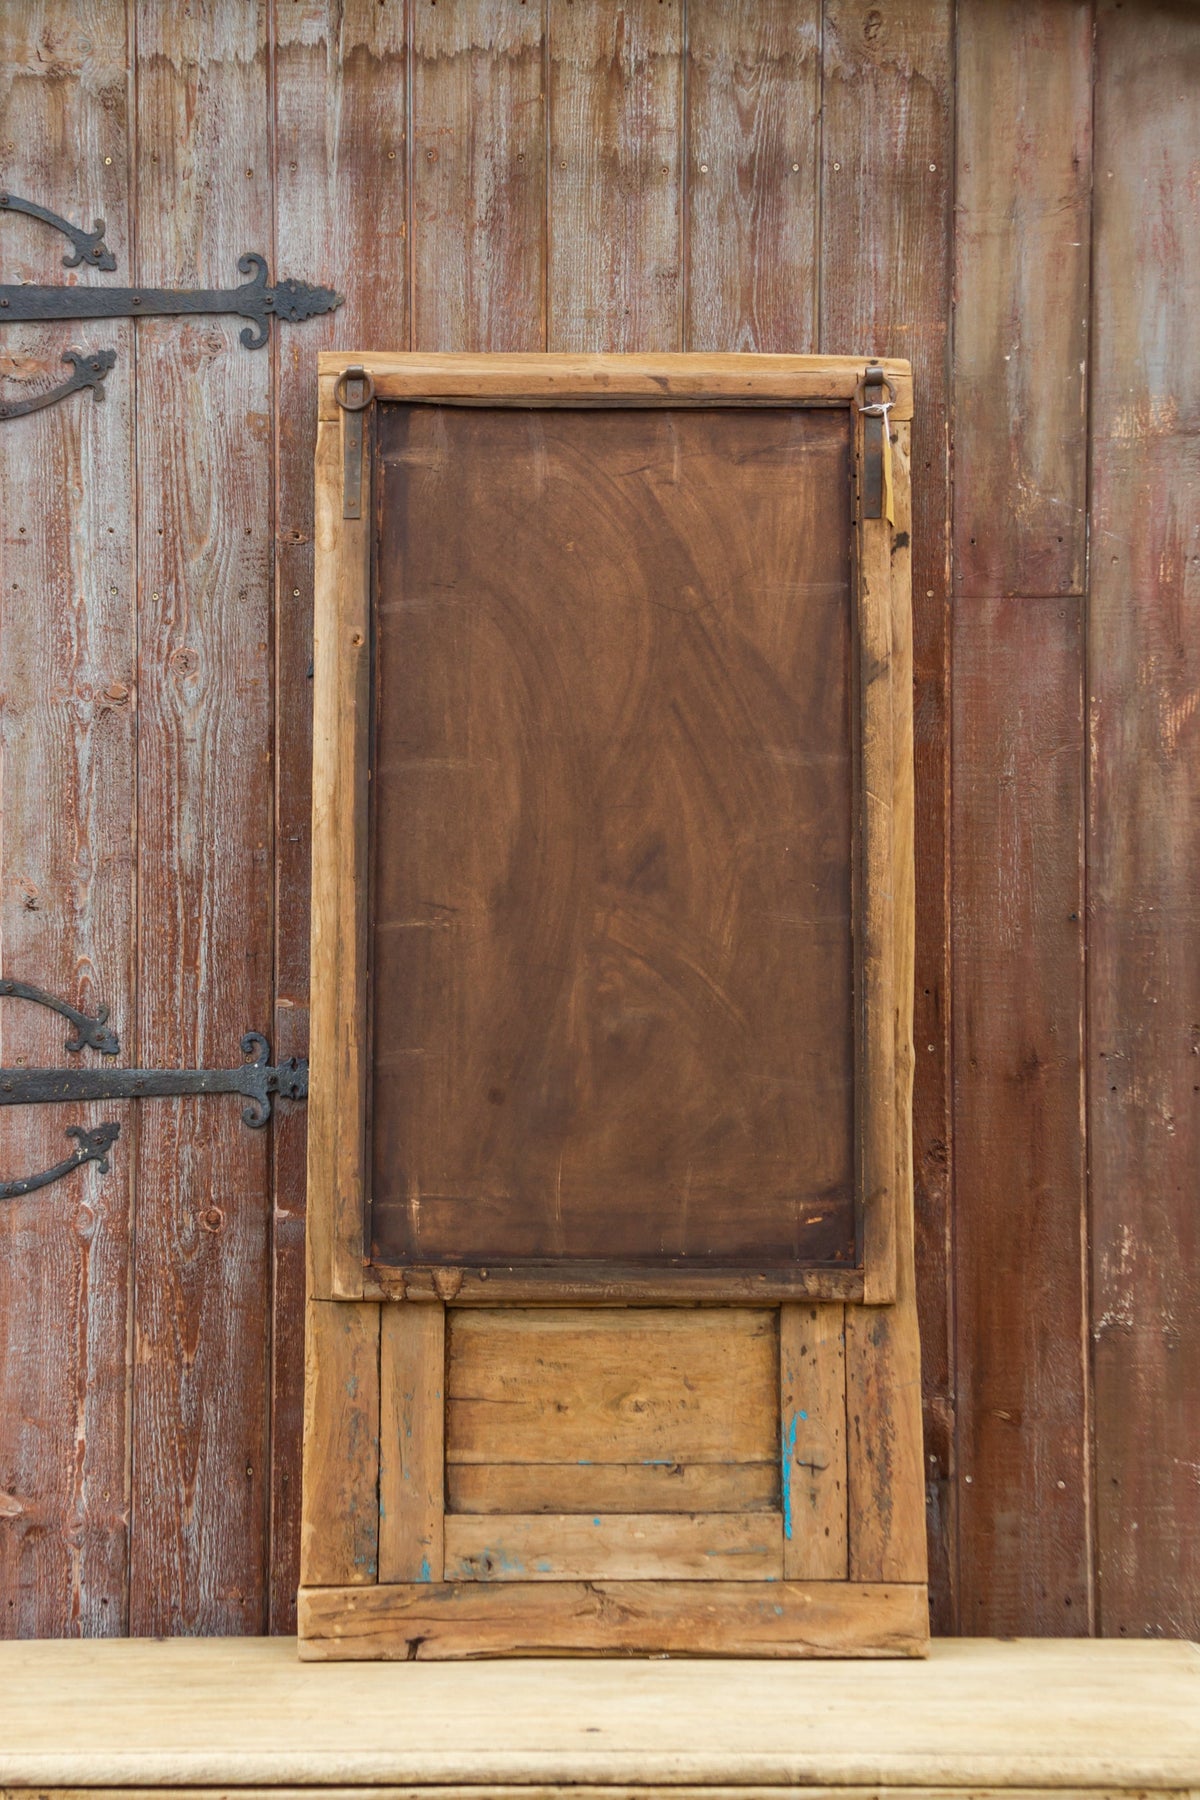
[819,0,955,1628]
[684,0,820,353]
[952,596,1090,1634]
[129,0,274,1635]
[0,0,136,1637]
[1090,0,1200,1642]
[269,0,408,1637]
[954,0,1092,598]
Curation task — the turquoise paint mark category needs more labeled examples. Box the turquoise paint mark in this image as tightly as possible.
[536,1558,552,1572]
[576,1459,592,1466]
[418,1557,432,1582]
[346,1374,359,1399]
[593,1517,602,1526]
[781,1413,799,1541]
[641,1459,672,1466]
[798,1409,808,1421]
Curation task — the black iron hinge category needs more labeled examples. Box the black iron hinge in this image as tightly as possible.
[0,979,307,1202]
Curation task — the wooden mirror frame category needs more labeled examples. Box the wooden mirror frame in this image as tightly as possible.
[307,353,915,1310]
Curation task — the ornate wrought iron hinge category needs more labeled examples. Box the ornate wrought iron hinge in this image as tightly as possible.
[0,979,307,1202]
[0,190,342,419]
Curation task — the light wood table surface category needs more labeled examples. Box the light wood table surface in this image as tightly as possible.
[0,1638,1197,1794]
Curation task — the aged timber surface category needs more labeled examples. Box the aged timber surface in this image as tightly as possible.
[371,403,855,1271]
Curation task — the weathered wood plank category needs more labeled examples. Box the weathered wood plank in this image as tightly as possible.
[300,1301,380,1589]
[411,0,544,351]
[447,1462,778,1516]
[780,1305,847,1579]
[269,0,408,1632]
[299,1579,928,1659]
[684,0,820,353]
[952,595,1090,1633]
[128,0,274,1635]
[443,1513,783,1583]
[954,0,1092,598]
[379,1304,444,1586]
[0,0,135,1638]
[446,1310,777,1469]
[547,0,683,351]
[1090,0,1200,1642]
[820,0,953,1621]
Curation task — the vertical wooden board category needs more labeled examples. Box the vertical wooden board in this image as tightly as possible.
[0,0,135,1638]
[129,0,274,1635]
[952,596,1090,1634]
[684,0,820,353]
[820,0,954,1623]
[378,1305,444,1586]
[547,0,682,352]
[411,0,545,351]
[300,1301,380,1587]
[845,422,925,1591]
[1090,1,1200,1641]
[780,1306,847,1579]
[271,0,408,1634]
[954,0,1092,598]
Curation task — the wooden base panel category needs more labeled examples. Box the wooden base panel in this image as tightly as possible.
[297,1580,928,1660]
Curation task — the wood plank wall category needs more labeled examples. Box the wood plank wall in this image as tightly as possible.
[0,0,1196,1641]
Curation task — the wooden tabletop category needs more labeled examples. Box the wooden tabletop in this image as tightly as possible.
[0,1637,1197,1790]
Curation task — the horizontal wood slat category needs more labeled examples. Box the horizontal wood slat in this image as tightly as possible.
[447,1462,778,1515]
[443,1513,784,1582]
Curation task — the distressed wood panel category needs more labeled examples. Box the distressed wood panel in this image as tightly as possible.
[953,0,1092,598]
[269,0,408,1634]
[300,1301,380,1588]
[411,0,545,352]
[447,1462,778,1516]
[780,1305,847,1580]
[547,0,682,351]
[820,0,954,1623]
[0,0,135,1638]
[1090,0,1200,1642]
[446,1310,778,1469]
[952,596,1089,1634]
[443,1513,784,1583]
[128,0,274,1635]
[684,0,821,353]
[378,1304,444,1586]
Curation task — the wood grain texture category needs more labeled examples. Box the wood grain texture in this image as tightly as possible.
[953,0,1092,598]
[547,0,682,352]
[684,1,820,353]
[443,1513,784,1583]
[820,0,954,1622]
[0,0,135,1637]
[447,1462,778,1516]
[952,597,1089,1634]
[128,0,273,1635]
[845,423,925,1587]
[300,1301,380,1588]
[780,1306,847,1579]
[268,0,409,1631]
[1089,0,1200,1642]
[411,0,544,352]
[378,1304,444,1585]
[370,401,858,1275]
[446,1310,777,1469]
[299,1580,927,1660]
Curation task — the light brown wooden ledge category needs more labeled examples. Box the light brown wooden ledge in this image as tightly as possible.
[0,1637,1197,1792]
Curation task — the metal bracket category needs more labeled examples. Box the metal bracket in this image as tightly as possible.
[1,191,344,418]
[335,364,374,519]
[860,364,894,522]
[0,980,307,1201]
[0,191,117,270]
[0,347,116,420]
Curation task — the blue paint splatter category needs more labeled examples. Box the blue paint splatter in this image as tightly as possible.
[418,1557,432,1582]
[781,1413,799,1541]
[593,1517,602,1527]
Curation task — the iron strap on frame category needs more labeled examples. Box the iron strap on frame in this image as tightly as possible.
[0,980,307,1202]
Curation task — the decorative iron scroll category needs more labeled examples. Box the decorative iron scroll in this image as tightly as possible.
[0,191,343,416]
[0,980,307,1200]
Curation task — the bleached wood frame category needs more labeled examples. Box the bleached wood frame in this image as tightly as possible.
[308,352,911,1308]
[302,353,926,1659]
